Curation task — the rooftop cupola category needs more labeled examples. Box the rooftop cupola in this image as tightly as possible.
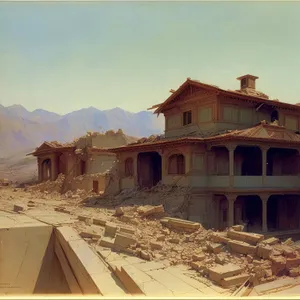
[237,74,258,90]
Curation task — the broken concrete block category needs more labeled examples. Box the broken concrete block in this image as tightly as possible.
[208,263,243,282]
[282,246,296,258]
[210,232,230,244]
[270,256,286,276]
[150,241,163,250]
[118,225,135,235]
[227,230,264,245]
[79,231,102,239]
[231,225,244,232]
[140,251,151,261]
[78,215,91,222]
[137,205,164,217]
[114,233,136,249]
[263,237,279,245]
[228,240,257,255]
[283,238,293,245]
[289,267,300,277]
[104,222,118,237]
[99,237,115,248]
[215,254,226,265]
[157,235,165,241]
[114,207,124,217]
[13,204,26,212]
[207,242,223,254]
[120,215,139,225]
[161,217,200,232]
[286,257,300,269]
[190,261,204,271]
[168,238,180,244]
[192,253,206,262]
[257,245,272,259]
[93,218,107,226]
[220,274,250,288]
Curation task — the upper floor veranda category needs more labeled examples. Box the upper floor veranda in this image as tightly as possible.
[111,121,300,191]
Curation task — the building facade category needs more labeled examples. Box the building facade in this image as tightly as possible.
[110,75,300,233]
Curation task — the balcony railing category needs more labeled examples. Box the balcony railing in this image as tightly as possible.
[205,175,300,189]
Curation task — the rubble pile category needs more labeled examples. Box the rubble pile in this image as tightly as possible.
[94,182,191,217]
[0,178,11,186]
[129,134,164,145]
[74,204,300,289]
[27,174,66,193]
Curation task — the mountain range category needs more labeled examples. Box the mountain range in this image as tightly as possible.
[0,104,165,158]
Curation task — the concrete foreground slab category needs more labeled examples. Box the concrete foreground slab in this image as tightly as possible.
[0,211,54,294]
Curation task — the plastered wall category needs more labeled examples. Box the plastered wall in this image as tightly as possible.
[163,91,300,140]
[87,154,116,174]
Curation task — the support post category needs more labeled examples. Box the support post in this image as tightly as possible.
[227,194,236,228]
[261,146,269,184]
[51,154,58,181]
[226,144,236,187]
[37,158,43,182]
[261,195,269,232]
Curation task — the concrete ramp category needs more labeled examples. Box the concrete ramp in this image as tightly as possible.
[0,211,128,295]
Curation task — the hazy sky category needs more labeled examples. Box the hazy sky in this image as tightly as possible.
[1,2,300,115]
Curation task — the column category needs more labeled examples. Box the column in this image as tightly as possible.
[50,154,58,181]
[227,194,236,228]
[261,195,269,232]
[261,146,269,184]
[227,145,236,187]
[37,158,43,182]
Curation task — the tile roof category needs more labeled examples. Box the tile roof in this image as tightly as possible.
[206,121,300,143]
[109,122,300,152]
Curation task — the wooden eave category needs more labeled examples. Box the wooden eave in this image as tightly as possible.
[153,78,300,115]
[109,137,205,153]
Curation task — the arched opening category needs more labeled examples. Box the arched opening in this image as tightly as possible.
[234,195,262,232]
[137,152,162,188]
[271,110,279,123]
[42,159,51,182]
[267,148,298,176]
[168,154,185,175]
[235,146,262,176]
[124,157,134,177]
[80,160,86,175]
[268,195,300,231]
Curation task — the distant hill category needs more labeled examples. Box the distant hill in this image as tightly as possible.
[0,104,164,157]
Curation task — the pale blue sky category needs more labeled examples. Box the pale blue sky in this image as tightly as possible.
[1,2,300,114]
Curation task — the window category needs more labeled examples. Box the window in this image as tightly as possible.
[168,154,185,175]
[183,110,192,126]
[125,158,134,177]
[271,110,279,123]
[241,78,247,89]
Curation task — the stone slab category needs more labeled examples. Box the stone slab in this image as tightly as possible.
[227,230,264,245]
[56,226,127,295]
[208,263,243,282]
[228,240,257,255]
[145,269,200,294]
[0,211,53,294]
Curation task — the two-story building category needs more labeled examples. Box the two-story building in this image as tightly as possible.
[110,74,300,234]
